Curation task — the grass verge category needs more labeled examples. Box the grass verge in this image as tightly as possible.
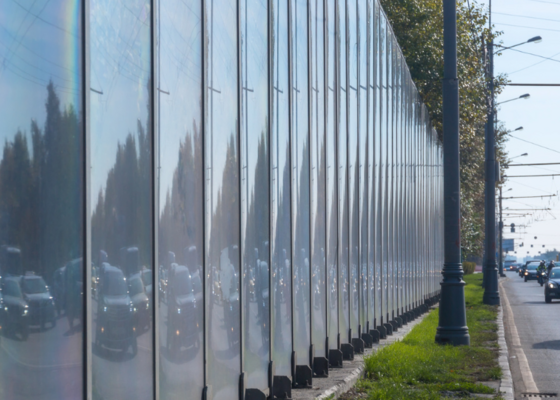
[342,274,501,399]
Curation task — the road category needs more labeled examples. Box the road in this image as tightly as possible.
[501,271,560,399]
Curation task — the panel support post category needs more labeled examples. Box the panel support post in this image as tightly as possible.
[435,0,470,346]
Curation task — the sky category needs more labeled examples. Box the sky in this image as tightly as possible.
[491,0,560,260]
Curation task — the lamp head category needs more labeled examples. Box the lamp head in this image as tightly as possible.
[514,126,523,131]
[520,93,531,99]
[527,36,542,44]
[521,153,528,157]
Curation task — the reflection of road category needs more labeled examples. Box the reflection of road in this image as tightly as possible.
[208,300,240,400]
[0,312,82,399]
[92,298,153,400]
[158,302,203,400]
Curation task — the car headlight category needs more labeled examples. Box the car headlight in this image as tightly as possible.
[549,282,557,289]
[177,308,181,314]
[525,272,529,275]
[22,308,28,316]
[103,306,108,312]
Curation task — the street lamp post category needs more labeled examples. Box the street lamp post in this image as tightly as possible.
[435,0,470,346]
[482,11,540,304]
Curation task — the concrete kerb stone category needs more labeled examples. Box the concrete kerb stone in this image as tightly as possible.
[497,284,515,400]
[291,308,433,400]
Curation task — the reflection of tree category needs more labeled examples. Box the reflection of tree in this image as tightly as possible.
[158,122,203,266]
[0,82,83,278]
[91,119,152,266]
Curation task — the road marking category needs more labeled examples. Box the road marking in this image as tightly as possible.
[500,279,541,399]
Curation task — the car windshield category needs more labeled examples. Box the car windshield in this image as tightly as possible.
[527,264,539,270]
[3,280,22,297]
[173,270,193,296]
[22,277,48,294]
[103,270,128,296]
[128,276,144,296]
[142,270,152,286]
[550,269,560,279]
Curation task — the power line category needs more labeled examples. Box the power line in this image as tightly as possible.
[509,162,560,166]
[507,83,560,86]
[505,174,560,178]
[499,47,560,64]
[494,22,560,33]
[509,134,560,155]
[494,11,560,23]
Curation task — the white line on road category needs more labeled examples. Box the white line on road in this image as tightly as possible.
[500,279,541,399]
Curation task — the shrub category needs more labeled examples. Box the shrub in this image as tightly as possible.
[463,261,476,275]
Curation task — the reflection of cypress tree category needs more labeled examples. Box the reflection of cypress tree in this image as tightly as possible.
[0,82,83,279]
[158,122,203,266]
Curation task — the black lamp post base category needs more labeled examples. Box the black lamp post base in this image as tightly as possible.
[435,327,470,346]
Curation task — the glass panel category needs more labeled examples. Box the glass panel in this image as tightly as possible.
[358,0,369,333]
[394,48,401,318]
[205,0,240,397]
[326,0,338,350]
[241,0,270,389]
[157,0,203,397]
[380,13,388,326]
[310,0,327,358]
[90,0,152,398]
[336,0,349,344]
[291,0,311,366]
[271,0,292,377]
[347,0,359,340]
[0,1,84,398]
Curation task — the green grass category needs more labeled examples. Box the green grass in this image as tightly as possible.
[345,274,501,400]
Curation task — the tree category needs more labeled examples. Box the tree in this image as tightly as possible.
[379,0,508,258]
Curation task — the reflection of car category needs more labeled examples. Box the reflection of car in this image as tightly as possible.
[128,273,150,331]
[524,262,540,282]
[65,258,83,330]
[52,266,66,315]
[20,273,56,329]
[545,268,560,303]
[2,277,29,340]
[166,265,199,353]
[95,264,136,355]
[141,269,152,299]
[0,246,22,276]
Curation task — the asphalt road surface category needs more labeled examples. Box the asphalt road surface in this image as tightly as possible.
[501,271,560,399]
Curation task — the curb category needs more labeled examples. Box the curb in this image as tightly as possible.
[293,309,433,400]
[498,282,514,400]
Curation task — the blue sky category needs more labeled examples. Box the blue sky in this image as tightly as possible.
[491,0,560,259]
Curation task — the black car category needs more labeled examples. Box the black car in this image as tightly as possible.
[95,264,137,355]
[545,268,560,303]
[520,261,539,277]
[524,262,540,282]
[20,274,56,329]
[1,277,29,340]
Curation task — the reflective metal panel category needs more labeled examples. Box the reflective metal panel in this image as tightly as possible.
[241,0,270,389]
[367,0,377,328]
[271,0,292,377]
[358,0,369,334]
[310,0,327,358]
[374,5,383,327]
[380,13,388,325]
[336,0,349,344]
[157,0,203,397]
[90,0,153,398]
[204,0,241,397]
[385,25,393,322]
[0,1,84,398]
[326,0,339,350]
[347,0,359,340]
[291,0,311,366]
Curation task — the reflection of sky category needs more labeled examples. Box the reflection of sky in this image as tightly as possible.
[90,0,151,202]
[206,0,238,218]
[158,0,201,210]
[240,0,268,232]
[0,0,81,156]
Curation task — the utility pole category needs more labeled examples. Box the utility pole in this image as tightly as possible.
[435,0,470,346]
[482,0,500,305]
[498,187,505,277]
